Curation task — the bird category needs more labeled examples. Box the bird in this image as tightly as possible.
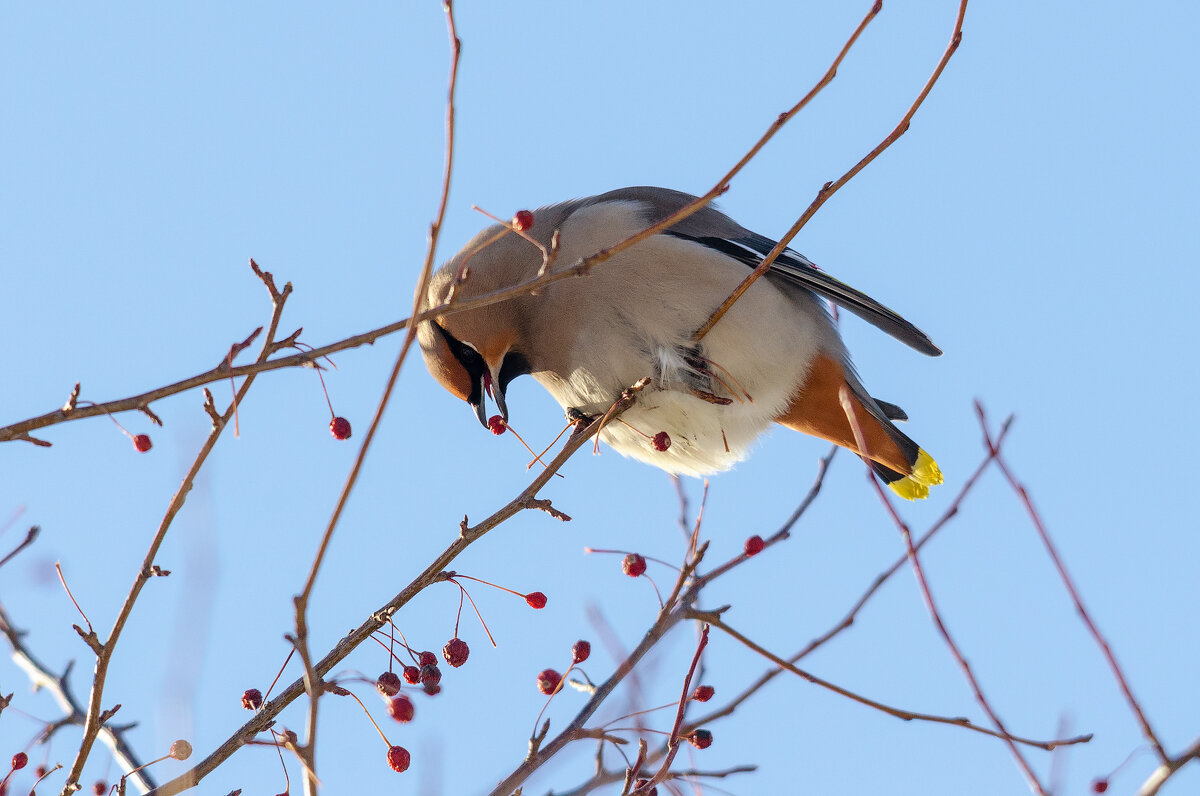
[416,187,943,499]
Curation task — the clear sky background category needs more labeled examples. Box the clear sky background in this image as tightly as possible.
[3,2,1198,795]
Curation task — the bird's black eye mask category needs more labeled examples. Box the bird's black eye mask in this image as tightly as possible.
[432,322,486,409]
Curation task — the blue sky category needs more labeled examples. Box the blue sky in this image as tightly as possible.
[3,2,1198,795]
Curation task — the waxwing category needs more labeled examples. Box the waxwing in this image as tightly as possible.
[417,187,943,499]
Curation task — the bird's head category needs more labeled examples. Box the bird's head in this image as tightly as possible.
[417,227,536,428]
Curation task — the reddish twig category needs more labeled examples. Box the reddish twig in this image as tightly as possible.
[977,402,1169,765]
[694,0,969,341]
[840,387,1046,795]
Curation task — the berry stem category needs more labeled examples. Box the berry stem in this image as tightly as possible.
[447,578,497,647]
[527,421,574,469]
[335,685,393,748]
[264,647,297,702]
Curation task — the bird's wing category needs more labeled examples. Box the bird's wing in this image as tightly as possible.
[546,187,942,357]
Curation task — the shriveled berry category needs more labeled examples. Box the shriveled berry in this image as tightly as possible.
[11,752,28,771]
[34,765,47,778]
[687,729,713,749]
[633,779,657,795]
[241,688,264,710]
[330,416,352,440]
[133,434,153,452]
[387,694,415,723]
[487,415,507,435]
[402,665,421,685]
[744,535,765,556]
[622,553,647,578]
[376,671,402,697]
[571,640,591,664]
[169,740,193,760]
[419,663,442,688]
[422,683,442,696]
[443,638,469,668]
[386,745,411,773]
[692,684,715,702]
[1092,780,1109,794]
[512,210,534,231]
[651,431,670,452]
[525,591,547,609]
[536,668,562,695]
[92,782,107,796]
[418,650,437,667]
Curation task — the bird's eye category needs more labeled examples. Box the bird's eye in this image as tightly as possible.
[433,323,487,403]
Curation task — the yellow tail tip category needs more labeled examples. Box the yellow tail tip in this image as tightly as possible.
[887,449,943,501]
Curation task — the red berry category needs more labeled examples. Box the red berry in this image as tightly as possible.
[512,210,534,231]
[536,668,562,695]
[11,752,28,771]
[133,434,152,452]
[692,685,715,702]
[525,591,547,609]
[34,765,47,778]
[418,650,437,667]
[386,695,415,723]
[422,683,442,696]
[376,671,402,697]
[571,640,591,664]
[93,783,107,796]
[622,553,647,578]
[744,535,765,556]
[330,416,352,440]
[687,729,713,749]
[241,688,263,710]
[419,663,442,687]
[402,665,421,685]
[651,431,671,452]
[386,745,411,773]
[1092,780,1109,794]
[443,638,469,668]
[169,740,193,761]
[633,779,657,796]
[487,415,507,435]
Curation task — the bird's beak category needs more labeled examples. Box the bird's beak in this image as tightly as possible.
[470,365,510,428]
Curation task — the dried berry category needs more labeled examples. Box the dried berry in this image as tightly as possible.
[512,210,534,232]
[692,685,715,702]
[386,745,411,773]
[687,729,713,749]
[633,779,657,796]
[10,753,27,771]
[1092,780,1109,794]
[422,683,442,696]
[744,535,765,556]
[419,663,442,688]
[376,671,402,697]
[169,740,193,760]
[418,651,437,667]
[92,782,107,796]
[536,668,562,695]
[487,415,507,435]
[443,638,469,668]
[241,688,264,711]
[571,640,591,664]
[329,416,352,440]
[622,553,647,578]
[651,431,671,452]
[34,765,47,778]
[133,434,153,453]
[525,591,547,609]
[386,695,415,723]
[402,665,421,685]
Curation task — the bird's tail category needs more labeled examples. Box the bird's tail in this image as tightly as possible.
[777,354,943,500]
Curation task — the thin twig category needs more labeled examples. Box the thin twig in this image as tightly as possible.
[0,526,39,570]
[839,387,1046,795]
[693,0,969,341]
[61,263,292,794]
[977,402,1169,765]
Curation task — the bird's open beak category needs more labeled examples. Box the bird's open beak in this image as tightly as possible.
[471,366,509,428]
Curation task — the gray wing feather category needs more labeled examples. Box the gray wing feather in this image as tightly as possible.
[545,187,942,357]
